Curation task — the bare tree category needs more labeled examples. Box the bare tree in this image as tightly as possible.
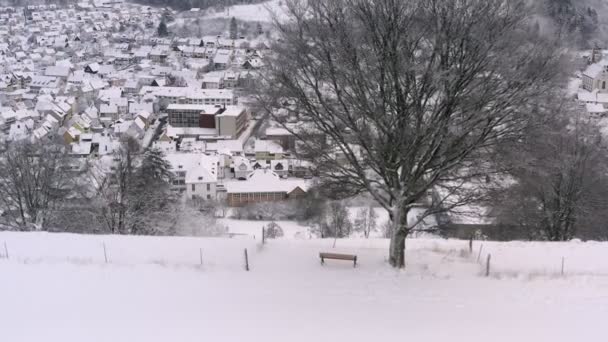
[92,138,175,235]
[354,206,378,238]
[321,201,352,239]
[0,141,72,230]
[489,106,608,241]
[93,137,139,234]
[257,0,564,267]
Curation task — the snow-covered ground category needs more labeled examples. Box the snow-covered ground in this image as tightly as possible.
[203,0,287,22]
[1,231,607,341]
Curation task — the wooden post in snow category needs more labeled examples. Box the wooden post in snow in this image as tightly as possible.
[103,243,108,263]
[469,235,473,254]
[3,241,8,259]
[485,254,491,277]
[262,227,265,245]
[561,257,565,276]
[199,248,203,266]
[477,243,484,262]
[244,248,249,271]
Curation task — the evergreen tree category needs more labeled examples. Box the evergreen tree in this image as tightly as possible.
[157,20,169,37]
[229,17,238,39]
[138,148,173,183]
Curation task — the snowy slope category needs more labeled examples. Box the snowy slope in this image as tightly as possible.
[1,232,607,342]
[203,0,287,22]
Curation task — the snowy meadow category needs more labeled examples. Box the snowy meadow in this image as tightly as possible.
[1,231,607,342]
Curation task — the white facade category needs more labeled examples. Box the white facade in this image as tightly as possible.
[166,152,220,201]
[582,61,608,93]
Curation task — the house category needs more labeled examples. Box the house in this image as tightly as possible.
[166,152,220,200]
[99,103,118,124]
[582,60,608,92]
[29,75,61,91]
[44,65,71,79]
[289,159,313,178]
[225,169,307,207]
[253,139,285,160]
[178,138,204,153]
[213,51,231,70]
[152,140,177,153]
[223,71,239,88]
[586,103,606,116]
[137,111,152,128]
[84,62,100,74]
[233,156,252,180]
[202,73,223,89]
[8,118,34,141]
[185,164,218,200]
[63,126,81,144]
[265,126,295,150]
[149,47,169,63]
[270,159,289,178]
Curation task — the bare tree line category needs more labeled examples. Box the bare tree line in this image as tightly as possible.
[0,137,225,236]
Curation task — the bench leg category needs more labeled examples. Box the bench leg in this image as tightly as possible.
[354,257,357,268]
[321,257,324,265]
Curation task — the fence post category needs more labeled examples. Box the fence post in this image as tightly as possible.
[103,243,108,263]
[469,235,473,254]
[3,241,8,259]
[199,248,203,266]
[561,257,565,276]
[486,254,491,277]
[476,243,484,262]
[244,248,249,271]
[262,227,265,245]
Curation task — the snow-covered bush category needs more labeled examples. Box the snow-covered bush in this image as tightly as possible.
[264,221,284,239]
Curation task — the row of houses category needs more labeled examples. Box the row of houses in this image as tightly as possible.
[165,151,310,207]
[0,0,318,210]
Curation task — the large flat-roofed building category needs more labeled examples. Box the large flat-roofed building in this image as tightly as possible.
[224,169,308,207]
[167,104,222,128]
[216,106,248,139]
[166,104,249,139]
[140,86,238,106]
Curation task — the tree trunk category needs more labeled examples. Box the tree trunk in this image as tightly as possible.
[389,206,409,268]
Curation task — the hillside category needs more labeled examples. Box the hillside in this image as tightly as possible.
[1,231,607,341]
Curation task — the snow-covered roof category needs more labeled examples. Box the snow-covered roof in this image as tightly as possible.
[578,91,608,104]
[224,169,308,194]
[586,103,606,114]
[166,152,219,183]
[254,139,283,154]
[583,60,608,79]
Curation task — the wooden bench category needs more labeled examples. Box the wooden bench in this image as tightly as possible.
[319,252,357,267]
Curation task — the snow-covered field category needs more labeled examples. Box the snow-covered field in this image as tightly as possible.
[1,231,607,342]
[203,0,287,22]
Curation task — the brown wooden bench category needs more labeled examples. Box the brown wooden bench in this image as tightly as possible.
[319,252,357,267]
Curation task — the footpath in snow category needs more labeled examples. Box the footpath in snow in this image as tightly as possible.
[0,231,607,342]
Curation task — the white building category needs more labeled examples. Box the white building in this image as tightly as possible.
[166,152,220,200]
[582,60,608,92]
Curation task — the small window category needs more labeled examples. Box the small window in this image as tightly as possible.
[207,184,210,191]
[207,195,211,200]
[192,184,195,191]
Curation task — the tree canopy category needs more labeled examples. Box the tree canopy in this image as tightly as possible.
[258,0,565,267]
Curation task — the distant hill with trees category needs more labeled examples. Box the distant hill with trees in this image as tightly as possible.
[132,0,265,11]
